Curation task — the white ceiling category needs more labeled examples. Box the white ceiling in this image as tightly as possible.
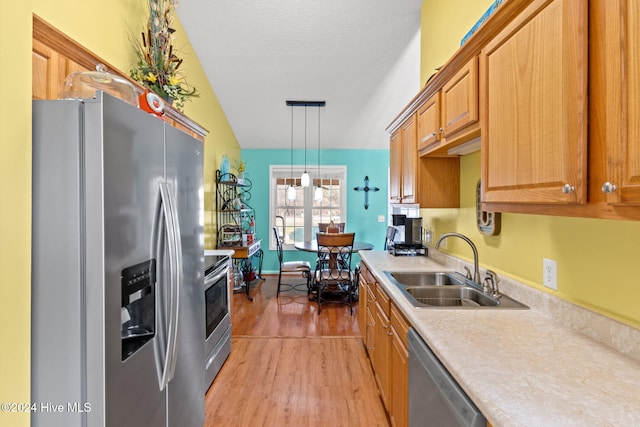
[177,0,422,150]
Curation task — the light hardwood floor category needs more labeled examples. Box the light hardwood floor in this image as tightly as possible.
[204,274,390,426]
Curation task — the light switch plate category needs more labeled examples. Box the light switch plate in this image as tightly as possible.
[377,215,385,223]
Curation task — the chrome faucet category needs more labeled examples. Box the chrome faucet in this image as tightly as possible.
[435,232,480,284]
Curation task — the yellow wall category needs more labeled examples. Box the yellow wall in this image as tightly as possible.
[0,1,33,425]
[420,0,493,85]
[420,0,640,329]
[0,1,239,425]
[33,0,241,247]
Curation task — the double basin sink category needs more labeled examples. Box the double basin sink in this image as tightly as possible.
[384,271,528,309]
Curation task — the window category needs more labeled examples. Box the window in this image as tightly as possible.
[270,165,346,250]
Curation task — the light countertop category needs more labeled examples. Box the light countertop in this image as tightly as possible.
[359,250,640,427]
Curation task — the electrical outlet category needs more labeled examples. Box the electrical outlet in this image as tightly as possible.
[377,215,385,223]
[543,258,557,290]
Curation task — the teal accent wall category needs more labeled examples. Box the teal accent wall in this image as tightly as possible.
[241,149,389,272]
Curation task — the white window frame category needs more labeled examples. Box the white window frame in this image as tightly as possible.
[269,165,347,250]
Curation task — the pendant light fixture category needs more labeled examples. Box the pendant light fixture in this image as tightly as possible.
[314,105,323,201]
[300,105,310,187]
[286,100,326,196]
[286,105,297,201]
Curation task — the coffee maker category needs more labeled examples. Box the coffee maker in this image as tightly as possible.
[388,215,427,256]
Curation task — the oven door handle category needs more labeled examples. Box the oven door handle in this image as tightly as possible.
[205,264,230,289]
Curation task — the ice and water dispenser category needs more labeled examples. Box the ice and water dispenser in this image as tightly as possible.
[121,259,156,360]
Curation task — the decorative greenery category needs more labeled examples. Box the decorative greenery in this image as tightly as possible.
[130,0,198,111]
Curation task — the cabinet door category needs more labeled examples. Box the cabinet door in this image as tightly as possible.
[400,115,417,204]
[390,327,408,427]
[417,92,440,152]
[389,304,409,427]
[33,39,64,100]
[366,279,377,354]
[33,40,90,101]
[591,0,640,205]
[373,300,391,410]
[481,0,587,204]
[358,271,368,342]
[366,303,375,354]
[620,0,640,203]
[389,130,402,203]
[442,57,478,139]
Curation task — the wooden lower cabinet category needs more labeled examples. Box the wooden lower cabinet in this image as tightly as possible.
[359,263,376,352]
[358,266,369,341]
[361,261,409,426]
[373,294,391,409]
[389,305,409,427]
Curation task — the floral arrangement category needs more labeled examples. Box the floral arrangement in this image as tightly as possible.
[234,159,246,173]
[130,0,198,111]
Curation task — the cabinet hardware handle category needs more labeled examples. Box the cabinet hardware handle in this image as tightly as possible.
[561,184,575,194]
[431,132,437,137]
[601,182,617,194]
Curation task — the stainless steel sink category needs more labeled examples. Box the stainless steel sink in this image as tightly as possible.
[405,286,498,307]
[389,271,464,287]
[384,271,528,309]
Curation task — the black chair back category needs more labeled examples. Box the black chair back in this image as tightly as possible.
[273,226,284,264]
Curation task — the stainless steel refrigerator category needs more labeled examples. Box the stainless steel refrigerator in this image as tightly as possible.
[31,92,205,426]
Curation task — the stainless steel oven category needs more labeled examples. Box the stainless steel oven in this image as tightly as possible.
[204,250,233,391]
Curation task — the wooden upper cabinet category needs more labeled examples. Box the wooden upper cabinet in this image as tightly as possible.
[33,39,61,101]
[389,113,459,207]
[417,92,440,152]
[590,0,640,208]
[388,115,417,204]
[417,57,480,157]
[400,115,417,204]
[480,0,588,205]
[389,130,402,203]
[33,39,90,101]
[441,57,478,140]
[33,40,86,100]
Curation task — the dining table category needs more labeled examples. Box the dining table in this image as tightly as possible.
[294,240,374,253]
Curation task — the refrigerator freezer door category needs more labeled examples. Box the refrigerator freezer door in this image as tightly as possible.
[164,124,205,427]
[87,94,168,426]
[32,101,85,427]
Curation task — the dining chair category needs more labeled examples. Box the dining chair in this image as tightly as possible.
[318,222,345,233]
[273,226,311,296]
[314,232,356,314]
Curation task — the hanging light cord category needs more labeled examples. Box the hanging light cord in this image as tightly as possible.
[304,105,308,172]
[290,106,294,182]
[317,106,320,180]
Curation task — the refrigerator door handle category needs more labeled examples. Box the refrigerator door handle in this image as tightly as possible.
[155,182,181,391]
[165,184,183,384]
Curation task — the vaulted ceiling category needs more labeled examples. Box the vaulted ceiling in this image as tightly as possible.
[177,1,422,150]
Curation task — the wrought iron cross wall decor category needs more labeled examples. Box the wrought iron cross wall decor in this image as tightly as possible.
[353,176,380,209]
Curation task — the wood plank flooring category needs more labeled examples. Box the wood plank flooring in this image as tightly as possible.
[204,274,390,426]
